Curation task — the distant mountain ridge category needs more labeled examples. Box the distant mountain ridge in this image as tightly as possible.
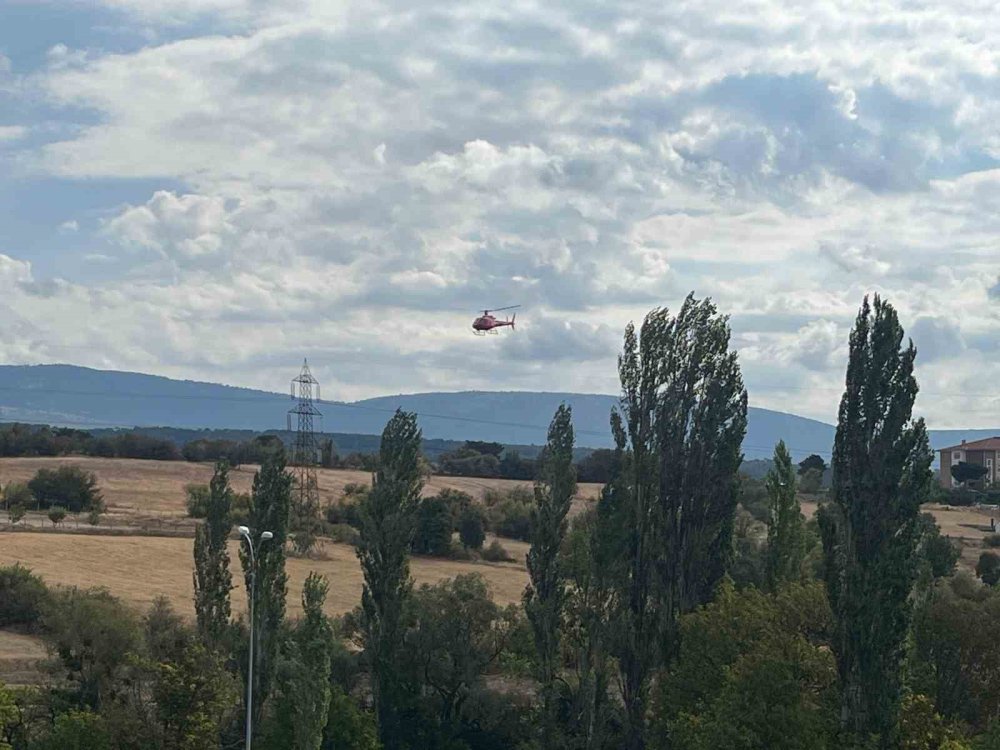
[0,364,996,460]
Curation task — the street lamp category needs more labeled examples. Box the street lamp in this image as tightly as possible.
[239,525,273,750]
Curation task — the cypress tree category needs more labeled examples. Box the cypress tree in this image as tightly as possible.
[819,295,933,747]
[525,404,576,743]
[609,294,747,750]
[357,410,423,750]
[192,461,234,649]
[239,449,292,729]
[764,440,806,589]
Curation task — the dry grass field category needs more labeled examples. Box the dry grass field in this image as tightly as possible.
[0,532,529,621]
[0,457,603,522]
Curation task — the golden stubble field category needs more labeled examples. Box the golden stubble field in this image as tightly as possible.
[0,456,604,520]
[0,532,531,620]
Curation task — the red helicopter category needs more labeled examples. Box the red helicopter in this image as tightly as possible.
[472,305,519,335]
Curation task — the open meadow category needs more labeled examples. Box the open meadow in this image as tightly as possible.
[0,456,604,524]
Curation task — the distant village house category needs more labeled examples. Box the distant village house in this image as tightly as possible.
[939,437,1000,489]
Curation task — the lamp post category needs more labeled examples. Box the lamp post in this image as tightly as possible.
[239,525,273,750]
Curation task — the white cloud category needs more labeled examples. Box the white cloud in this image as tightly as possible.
[0,0,996,427]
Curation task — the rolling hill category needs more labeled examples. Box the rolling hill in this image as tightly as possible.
[0,364,996,460]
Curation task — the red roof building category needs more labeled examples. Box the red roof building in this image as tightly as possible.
[938,437,1000,488]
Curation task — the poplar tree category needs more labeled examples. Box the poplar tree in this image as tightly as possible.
[192,461,234,649]
[608,294,747,750]
[764,440,806,589]
[239,449,292,728]
[525,404,576,743]
[357,410,423,750]
[269,572,334,750]
[819,295,933,748]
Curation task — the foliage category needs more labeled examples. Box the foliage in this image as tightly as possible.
[28,466,103,513]
[484,488,534,542]
[976,553,1000,586]
[576,448,616,484]
[0,564,49,630]
[193,461,233,649]
[6,504,25,526]
[819,295,933,748]
[982,534,1000,548]
[0,681,15,750]
[322,686,381,750]
[897,694,971,750]
[481,540,512,562]
[152,642,238,750]
[412,496,454,557]
[458,505,486,550]
[911,574,1000,731]
[41,587,141,710]
[46,506,66,526]
[184,484,210,518]
[1,482,33,509]
[604,293,748,750]
[32,710,113,750]
[269,572,335,750]
[356,410,423,750]
[239,448,292,730]
[401,574,517,739]
[765,440,806,588]
[525,404,576,744]
[730,507,768,590]
[88,432,180,461]
[917,514,959,580]
[652,581,837,750]
[799,468,824,494]
[951,461,989,486]
[798,454,828,476]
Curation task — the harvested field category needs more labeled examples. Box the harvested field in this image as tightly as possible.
[0,457,602,522]
[0,532,528,620]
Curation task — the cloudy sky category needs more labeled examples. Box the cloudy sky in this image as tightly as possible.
[1,0,998,427]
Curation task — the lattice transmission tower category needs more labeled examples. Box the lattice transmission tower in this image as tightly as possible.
[288,360,322,552]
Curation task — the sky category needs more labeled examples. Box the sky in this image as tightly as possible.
[0,0,998,427]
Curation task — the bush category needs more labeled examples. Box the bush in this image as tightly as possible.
[185,484,210,518]
[413,496,454,556]
[977,552,1000,586]
[482,540,512,563]
[0,564,49,630]
[7,504,26,526]
[230,492,251,525]
[47,506,67,526]
[459,505,487,550]
[28,466,103,513]
[433,488,474,529]
[984,534,1000,549]
[324,523,360,546]
[489,498,533,542]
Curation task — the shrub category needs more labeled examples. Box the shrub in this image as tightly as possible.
[977,552,1000,586]
[7,504,26,526]
[413,496,454,556]
[433,488,474,528]
[28,466,103,513]
[482,540,512,563]
[87,507,102,526]
[0,564,49,630]
[47,506,67,527]
[230,492,252,525]
[489,497,533,542]
[324,523,360,546]
[184,484,210,518]
[458,505,487,550]
[984,534,1000,549]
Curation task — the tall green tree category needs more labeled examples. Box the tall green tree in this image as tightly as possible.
[525,404,576,744]
[193,461,234,648]
[269,572,334,750]
[819,295,933,748]
[240,449,292,729]
[606,294,748,750]
[765,441,806,589]
[357,410,423,750]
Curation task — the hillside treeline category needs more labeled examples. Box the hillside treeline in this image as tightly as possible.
[2,293,997,750]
